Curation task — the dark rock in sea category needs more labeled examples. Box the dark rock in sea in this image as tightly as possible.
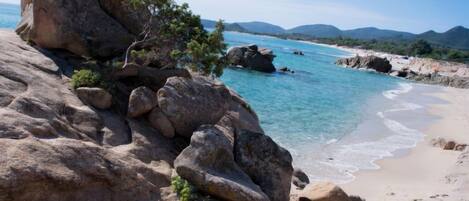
[336,55,392,73]
[226,44,277,73]
[279,67,295,73]
[294,50,305,56]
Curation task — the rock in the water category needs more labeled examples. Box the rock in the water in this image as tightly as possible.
[227,45,276,73]
[76,87,112,109]
[128,86,158,118]
[234,130,294,201]
[16,0,148,58]
[299,182,351,201]
[292,168,310,189]
[336,56,392,73]
[293,51,304,56]
[157,76,231,137]
[174,125,270,201]
[148,107,175,138]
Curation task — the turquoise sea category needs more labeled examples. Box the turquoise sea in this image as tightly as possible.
[0,3,20,29]
[1,3,437,182]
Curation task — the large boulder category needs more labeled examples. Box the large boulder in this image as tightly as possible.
[16,0,148,58]
[292,168,310,189]
[0,30,179,201]
[299,183,351,201]
[128,86,158,118]
[227,44,277,73]
[174,125,270,201]
[148,107,175,138]
[336,56,392,73]
[76,87,113,109]
[234,130,294,201]
[0,30,103,141]
[157,76,231,137]
[0,138,172,201]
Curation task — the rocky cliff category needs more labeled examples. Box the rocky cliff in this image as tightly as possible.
[336,55,469,88]
[0,28,297,201]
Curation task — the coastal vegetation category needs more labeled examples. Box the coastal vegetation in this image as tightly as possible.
[126,0,227,77]
[71,69,102,89]
[202,20,469,63]
[314,37,469,62]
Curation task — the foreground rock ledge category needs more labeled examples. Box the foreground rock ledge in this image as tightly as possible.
[0,30,295,201]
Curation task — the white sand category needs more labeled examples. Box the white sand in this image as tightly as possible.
[342,87,469,201]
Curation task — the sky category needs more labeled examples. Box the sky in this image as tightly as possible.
[2,0,467,33]
[174,0,469,34]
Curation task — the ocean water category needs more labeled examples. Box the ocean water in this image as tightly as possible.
[220,32,431,182]
[0,3,20,29]
[0,4,436,183]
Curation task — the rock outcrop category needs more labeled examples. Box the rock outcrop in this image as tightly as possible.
[298,183,352,201]
[0,28,296,201]
[336,56,392,73]
[148,107,175,138]
[0,30,179,201]
[174,126,270,201]
[337,55,469,88]
[157,76,231,138]
[227,44,277,73]
[16,0,149,58]
[127,86,158,118]
[234,130,294,201]
[292,169,310,189]
[76,87,113,109]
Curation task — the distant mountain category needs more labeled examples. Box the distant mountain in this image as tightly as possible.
[225,23,247,32]
[201,19,217,29]
[417,26,469,50]
[343,27,414,40]
[287,24,342,38]
[235,22,285,34]
[201,19,469,50]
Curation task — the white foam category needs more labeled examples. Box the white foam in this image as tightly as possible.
[383,83,413,100]
[310,82,426,183]
[326,138,338,144]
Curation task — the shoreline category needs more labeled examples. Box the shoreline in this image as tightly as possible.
[341,86,469,200]
[315,41,469,200]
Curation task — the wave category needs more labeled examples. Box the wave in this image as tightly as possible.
[382,82,413,100]
[314,82,427,183]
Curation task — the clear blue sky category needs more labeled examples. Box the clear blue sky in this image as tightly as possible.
[2,0,467,33]
[175,0,469,34]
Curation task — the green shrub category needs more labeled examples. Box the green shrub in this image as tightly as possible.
[71,69,101,89]
[170,176,219,201]
[171,176,197,201]
[126,0,227,76]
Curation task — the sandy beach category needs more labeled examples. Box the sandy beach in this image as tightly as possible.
[342,86,469,201]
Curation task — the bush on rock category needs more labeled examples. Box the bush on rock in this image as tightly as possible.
[71,69,102,89]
